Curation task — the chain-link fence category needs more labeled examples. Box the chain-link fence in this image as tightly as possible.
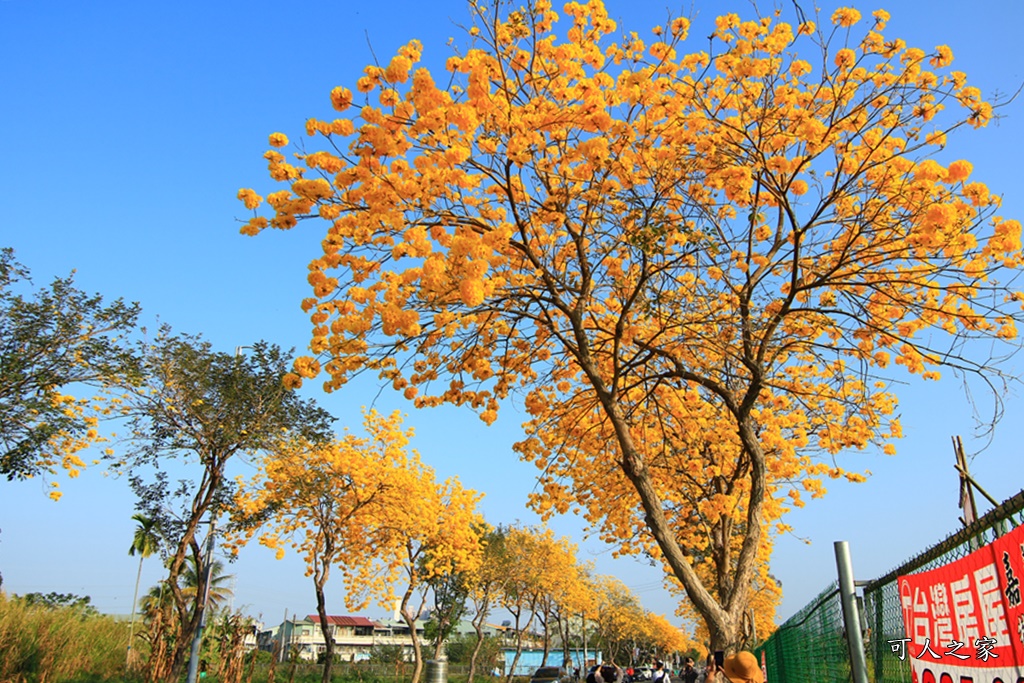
[757,489,1024,683]
[755,581,849,682]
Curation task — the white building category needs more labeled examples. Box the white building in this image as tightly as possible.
[267,614,428,662]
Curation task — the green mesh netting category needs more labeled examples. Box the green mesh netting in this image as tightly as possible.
[754,490,1024,683]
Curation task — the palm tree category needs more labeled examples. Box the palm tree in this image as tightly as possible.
[180,555,233,612]
[140,555,234,618]
[140,579,173,617]
[128,514,162,666]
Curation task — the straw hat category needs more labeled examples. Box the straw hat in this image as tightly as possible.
[721,652,763,683]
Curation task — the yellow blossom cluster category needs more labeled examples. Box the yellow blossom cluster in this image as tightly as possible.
[26,391,118,500]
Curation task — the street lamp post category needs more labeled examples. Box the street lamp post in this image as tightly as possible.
[185,343,251,682]
[186,519,217,683]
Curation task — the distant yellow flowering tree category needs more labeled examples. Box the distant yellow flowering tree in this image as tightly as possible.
[587,575,648,664]
[240,0,1023,651]
[496,526,574,680]
[646,613,690,660]
[389,476,483,683]
[464,527,513,683]
[230,409,415,683]
[530,531,583,665]
[541,547,593,669]
[232,409,483,683]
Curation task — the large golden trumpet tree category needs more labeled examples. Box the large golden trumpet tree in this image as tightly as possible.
[240,0,1023,650]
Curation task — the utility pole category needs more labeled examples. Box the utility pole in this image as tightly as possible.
[954,436,979,527]
[953,436,1002,532]
[281,609,289,663]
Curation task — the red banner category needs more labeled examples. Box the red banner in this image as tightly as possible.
[897,521,1024,683]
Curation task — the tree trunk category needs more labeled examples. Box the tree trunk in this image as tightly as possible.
[505,611,535,683]
[540,611,550,665]
[590,379,756,654]
[165,540,207,682]
[582,613,588,671]
[467,595,490,683]
[558,613,572,673]
[468,625,485,683]
[401,585,427,683]
[433,618,446,660]
[161,466,225,682]
[314,577,335,683]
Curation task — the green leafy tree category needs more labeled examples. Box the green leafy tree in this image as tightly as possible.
[0,248,139,486]
[446,633,502,668]
[118,330,333,683]
[20,591,99,616]
[423,566,471,659]
[369,644,406,665]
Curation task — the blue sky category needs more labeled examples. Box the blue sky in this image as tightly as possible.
[1,0,1023,636]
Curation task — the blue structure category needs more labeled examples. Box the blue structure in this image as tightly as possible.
[498,648,601,676]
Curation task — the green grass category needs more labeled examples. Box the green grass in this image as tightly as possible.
[196,660,533,683]
[0,592,143,682]
[0,597,533,683]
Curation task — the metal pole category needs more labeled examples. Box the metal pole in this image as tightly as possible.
[186,519,217,683]
[281,609,288,663]
[834,541,869,683]
[582,613,588,671]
